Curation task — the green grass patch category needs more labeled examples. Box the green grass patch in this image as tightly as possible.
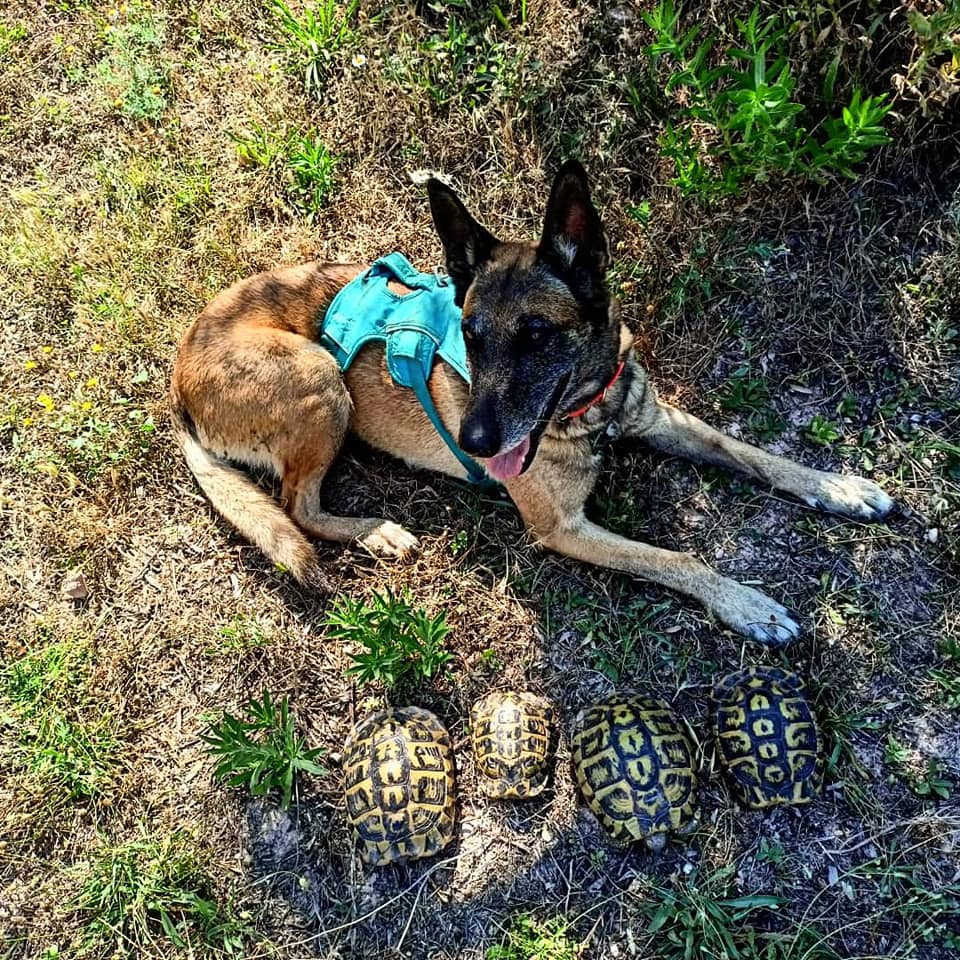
[1,639,121,800]
[74,829,252,957]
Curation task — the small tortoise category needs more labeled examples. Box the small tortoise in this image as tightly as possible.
[470,691,555,799]
[712,666,822,809]
[343,706,456,866]
[571,694,699,851]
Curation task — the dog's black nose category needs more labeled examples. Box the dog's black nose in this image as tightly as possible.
[459,412,502,459]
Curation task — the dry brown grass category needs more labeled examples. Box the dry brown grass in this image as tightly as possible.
[1,1,959,958]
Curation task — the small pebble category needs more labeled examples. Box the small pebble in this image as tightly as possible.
[926,528,939,543]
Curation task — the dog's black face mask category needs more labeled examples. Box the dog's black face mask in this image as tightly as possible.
[427,161,620,481]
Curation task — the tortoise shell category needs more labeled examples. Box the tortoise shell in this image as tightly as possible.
[712,666,822,809]
[343,706,456,866]
[470,691,554,799]
[571,694,699,851]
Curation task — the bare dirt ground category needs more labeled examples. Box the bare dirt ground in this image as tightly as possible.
[1,2,959,958]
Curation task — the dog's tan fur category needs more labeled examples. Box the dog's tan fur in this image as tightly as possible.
[170,165,893,644]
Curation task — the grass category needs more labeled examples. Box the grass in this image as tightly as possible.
[1,0,958,957]
[73,829,252,958]
[1,638,121,802]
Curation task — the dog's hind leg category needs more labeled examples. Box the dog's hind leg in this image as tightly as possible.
[628,398,894,522]
[279,373,420,561]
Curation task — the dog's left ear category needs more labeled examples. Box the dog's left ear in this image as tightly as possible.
[538,160,610,286]
[428,179,500,307]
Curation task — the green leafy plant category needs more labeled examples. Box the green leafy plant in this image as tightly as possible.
[75,830,249,956]
[201,690,326,809]
[636,864,783,960]
[327,590,453,688]
[487,914,584,960]
[268,0,358,96]
[98,2,170,121]
[286,133,337,215]
[641,1,891,196]
[804,414,841,446]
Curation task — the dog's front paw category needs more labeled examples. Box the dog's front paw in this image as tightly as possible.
[358,521,420,561]
[712,582,801,647]
[802,474,895,522]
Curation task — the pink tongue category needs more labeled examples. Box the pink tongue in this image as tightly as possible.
[484,435,531,481]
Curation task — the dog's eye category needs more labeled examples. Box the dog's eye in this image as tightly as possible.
[517,314,555,346]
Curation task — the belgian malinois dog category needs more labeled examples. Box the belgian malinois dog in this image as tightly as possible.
[170,161,894,645]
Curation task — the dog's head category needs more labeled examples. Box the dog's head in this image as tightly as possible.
[427,160,620,481]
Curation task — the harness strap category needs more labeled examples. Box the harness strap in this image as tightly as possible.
[394,356,495,487]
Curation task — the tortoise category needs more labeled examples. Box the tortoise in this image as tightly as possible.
[343,705,456,866]
[470,691,555,799]
[571,693,699,851]
[712,666,822,809]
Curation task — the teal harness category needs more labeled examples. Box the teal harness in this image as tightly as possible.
[319,252,490,485]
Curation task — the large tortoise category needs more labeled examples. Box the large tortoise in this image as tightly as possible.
[343,705,456,866]
[571,693,699,851]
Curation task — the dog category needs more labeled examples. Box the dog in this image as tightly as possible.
[169,160,894,645]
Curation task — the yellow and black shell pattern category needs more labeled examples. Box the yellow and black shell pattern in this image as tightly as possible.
[571,694,699,851]
[712,666,822,809]
[343,706,456,866]
[470,691,555,799]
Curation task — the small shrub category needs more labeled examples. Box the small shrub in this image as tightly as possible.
[327,589,453,689]
[487,914,584,960]
[641,1,891,196]
[201,690,326,809]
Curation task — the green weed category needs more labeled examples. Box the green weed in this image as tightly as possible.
[205,615,271,657]
[0,21,27,55]
[98,2,170,121]
[75,829,251,957]
[851,854,960,953]
[884,736,953,800]
[5,371,156,482]
[394,6,508,110]
[286,133,337,215]
[636,864,784,959]
[2,641,120,799]
[929,635,960,708]
[327,589,453,689]
[901,5,960,113]
[641,1,890,196]
[717,366,786,441]
[804,414,841,447]
[201,690,327,810]
[487,914,584,960]
[230,125,337,216]
[267,0,358,96]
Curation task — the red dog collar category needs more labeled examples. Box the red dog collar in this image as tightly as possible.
[560,359,626,421]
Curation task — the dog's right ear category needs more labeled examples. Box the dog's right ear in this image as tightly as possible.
[427,179,499,307]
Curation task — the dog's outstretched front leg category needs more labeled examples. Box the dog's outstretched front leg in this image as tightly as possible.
[630,399,894,522]
[536,513,800,645]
